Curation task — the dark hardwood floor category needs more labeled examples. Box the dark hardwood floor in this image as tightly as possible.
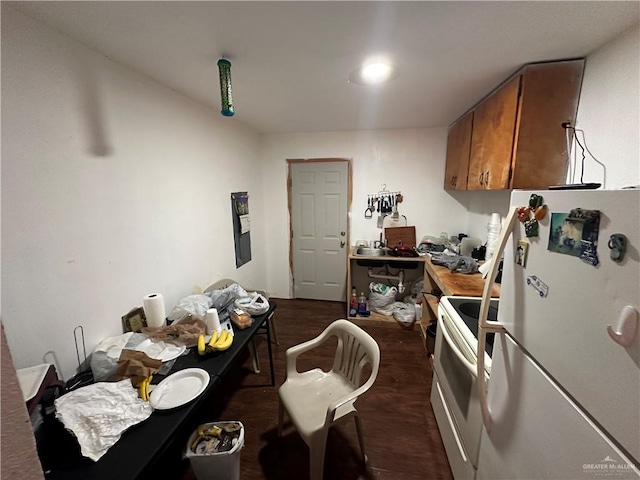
[180,298,452,480]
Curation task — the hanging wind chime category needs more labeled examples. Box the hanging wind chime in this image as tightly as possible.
[217,58,234,117]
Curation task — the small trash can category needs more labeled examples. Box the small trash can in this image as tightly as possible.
[426,323,437,356]
[185,421,244,480]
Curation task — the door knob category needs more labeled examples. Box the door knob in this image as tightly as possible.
[340,241,346,248]
[340,231,346,236]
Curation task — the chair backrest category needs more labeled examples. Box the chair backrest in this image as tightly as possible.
[204,279,269,299]
[327,320,380,390]
[204,279,237,293]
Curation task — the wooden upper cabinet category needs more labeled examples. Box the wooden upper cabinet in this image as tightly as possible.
[444,111,473,190]
[468,76,520,190]
[511,61,585,189]
[445,59,585,191]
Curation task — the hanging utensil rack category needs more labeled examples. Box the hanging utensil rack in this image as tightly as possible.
[365,184,403,218]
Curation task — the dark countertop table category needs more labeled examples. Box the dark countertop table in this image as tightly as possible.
[44,303,276,480]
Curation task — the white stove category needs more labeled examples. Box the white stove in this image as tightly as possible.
[430,296,499,479]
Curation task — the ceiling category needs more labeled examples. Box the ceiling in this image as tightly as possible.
[10,1,640,134]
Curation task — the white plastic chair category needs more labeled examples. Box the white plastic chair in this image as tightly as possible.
[278,319,380,480]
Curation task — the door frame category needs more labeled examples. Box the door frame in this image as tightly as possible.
[286,158,353,299]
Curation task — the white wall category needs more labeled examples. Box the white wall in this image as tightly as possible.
[1,8,267,380]
[260,129,471,298]
[3,10,637,380]
[574,23,640,189]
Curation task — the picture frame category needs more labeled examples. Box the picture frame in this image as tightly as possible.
[515,240,529,267]
[122,306,147,333]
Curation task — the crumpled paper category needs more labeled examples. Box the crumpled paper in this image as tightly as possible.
[110,350,162,383]
[142,316,207,348]
[55,379,153,461]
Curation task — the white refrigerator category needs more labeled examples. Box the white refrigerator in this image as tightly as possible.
[476,189,640,479]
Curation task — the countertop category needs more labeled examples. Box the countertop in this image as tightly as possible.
[424,256,500,298]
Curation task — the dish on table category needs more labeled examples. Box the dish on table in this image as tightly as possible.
[149,368,210,410]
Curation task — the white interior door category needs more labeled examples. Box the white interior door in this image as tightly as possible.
[291,161,348,301]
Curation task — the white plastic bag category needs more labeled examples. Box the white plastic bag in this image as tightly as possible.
[234,292,269,316]
[90,332,134,381]
[368,282,397,316]
[205,284,248,311]
[169,294,213,321]
[411,277,425,296]
[392,301,416,327]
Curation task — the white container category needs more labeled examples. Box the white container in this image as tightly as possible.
[185,421,245,480]
[485,213,502,260]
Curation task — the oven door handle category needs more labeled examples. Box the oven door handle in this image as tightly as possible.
[477,206,517,433]
[440,316,477,378]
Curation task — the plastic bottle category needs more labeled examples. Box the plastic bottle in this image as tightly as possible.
[357,292,367,315]
[349,287,358,317]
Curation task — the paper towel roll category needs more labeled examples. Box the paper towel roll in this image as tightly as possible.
[143,293,166,328]
[206,308,221,333]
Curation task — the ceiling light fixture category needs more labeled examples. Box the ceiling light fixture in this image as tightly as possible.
[217,58,234,116]
[349,60,397,86]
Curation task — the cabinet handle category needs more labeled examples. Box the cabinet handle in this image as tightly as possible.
[480,172,484,185]
[485,171,490,186]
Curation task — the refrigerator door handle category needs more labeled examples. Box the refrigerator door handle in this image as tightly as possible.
[477,206,518,432]
[606,305,638,347]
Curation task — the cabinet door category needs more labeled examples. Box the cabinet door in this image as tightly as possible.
[468,76,521,190]
[444,111,473,190]
[511,60,584,189]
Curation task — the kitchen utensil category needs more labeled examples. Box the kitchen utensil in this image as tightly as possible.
[364,198,373,219]
[376,196,385,228]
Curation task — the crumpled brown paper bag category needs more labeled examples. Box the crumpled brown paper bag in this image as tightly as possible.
[141,315,207,348]
[110,350,162,385]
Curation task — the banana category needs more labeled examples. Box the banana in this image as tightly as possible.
[138,378,146,400]
[197,334,206,355]
[145,375,153,400]
[138,375,152,401]
[213,330,233,351]
[212,330,228,348]
[208,330,220,348]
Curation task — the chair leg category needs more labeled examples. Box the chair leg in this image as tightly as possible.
[269,313,279,345]
[248,337,260,373]
[278,399,285,437]
[354,414,367,464]
[309,429,328,480]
